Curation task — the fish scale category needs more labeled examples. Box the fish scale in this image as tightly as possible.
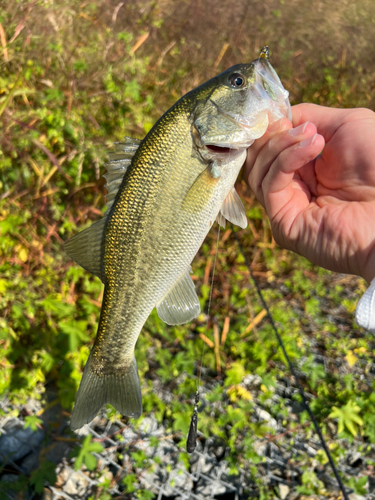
[65,49,291,430]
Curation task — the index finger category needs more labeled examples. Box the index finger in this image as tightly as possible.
[291,103,350,141]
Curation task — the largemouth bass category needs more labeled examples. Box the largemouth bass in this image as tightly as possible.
[65,48,291,430]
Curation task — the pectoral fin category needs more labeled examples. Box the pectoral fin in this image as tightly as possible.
[182,167,218,213]
[157,269,200,325]
[216,187,247,229]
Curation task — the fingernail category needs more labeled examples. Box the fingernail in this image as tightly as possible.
[299,133,317,148]
[289,122,309,136]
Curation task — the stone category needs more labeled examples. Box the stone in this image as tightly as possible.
[348,495,366,500]
[190,453,216,475]
[56,467,91,497]
[42,488,53,500]
[140,463,168,493]
[347,451,363,468]
[196,477,226,497]
[279,483,290,499]
[243,374,262,387]
[138,416,159,435]
[162,468,193,496]
[255,408,278,430]
[122,425,138,444]
[0,474,20,500]
[45,441,72,464]
[20,450,40,473]
[0,418,45,463]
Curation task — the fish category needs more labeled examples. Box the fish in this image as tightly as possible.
[64,47,291,430]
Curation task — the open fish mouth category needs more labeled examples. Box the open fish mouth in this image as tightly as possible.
[205,144,234,154]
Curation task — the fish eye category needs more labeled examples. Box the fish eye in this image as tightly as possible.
[229,73,246,88]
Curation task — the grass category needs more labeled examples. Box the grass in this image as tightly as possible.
[1,0,375,498]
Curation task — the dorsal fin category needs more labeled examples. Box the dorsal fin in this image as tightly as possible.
[104,137,141,211]
[64,218,107,282]
[64,137,141,281]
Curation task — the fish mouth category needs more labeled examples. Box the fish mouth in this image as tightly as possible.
[205,144,236,155]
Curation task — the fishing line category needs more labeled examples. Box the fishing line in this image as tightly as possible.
[187,225,221,453]
[233,228,349,500]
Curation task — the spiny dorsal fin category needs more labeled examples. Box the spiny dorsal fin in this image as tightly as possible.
[216,187,247,229]
[156,268,200,325]
[64,137,141,282]
[104,137,141,211]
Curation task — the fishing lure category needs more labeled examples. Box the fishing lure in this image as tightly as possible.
[186,390,199,453]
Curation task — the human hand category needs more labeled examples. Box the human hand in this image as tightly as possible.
[245,103,375,283]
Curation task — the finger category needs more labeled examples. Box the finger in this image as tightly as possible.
[264,133,325,221]
[245,117,292,174]
[247,122,318,206]
[291,103,352,140]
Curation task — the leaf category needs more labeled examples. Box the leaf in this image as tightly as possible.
[123,473,137,493]
[71,435,103,471]
[224,361,246,386]
[136,489,155,500]
[84,452,97,471]
[23,415,43,432]
[173,411,190,435]
[227,384,252,402]
[87,441,104,453]
[329,400,363,436]
[30,461,57,493]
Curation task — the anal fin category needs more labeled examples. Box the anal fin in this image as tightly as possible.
[157,269,200,325]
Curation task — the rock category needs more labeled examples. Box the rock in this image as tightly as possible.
[56,467,91,497]
[152,440,179,463]
[140,464,168,493]
[348,494,366,500]
[138,416,159,435]
[0,474,21,500]
[42,488,53,500]
[304,444,317,457]
[97,467,113,484]
[279,483,290,499]
[190,453,216,475]
[20,450,40,473]
[253,440,268,457]
[163,468,193,496]
[255,408,278,430]
[196,477,226,496]
[122,425,138,444]
[45,441,72,464]
[0,418,45,463]
[346,451,363,468]
[243,374,262,388]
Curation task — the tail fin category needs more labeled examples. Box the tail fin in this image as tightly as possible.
[70,355,142,430]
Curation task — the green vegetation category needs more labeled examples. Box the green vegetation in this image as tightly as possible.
[1,0,375,497]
